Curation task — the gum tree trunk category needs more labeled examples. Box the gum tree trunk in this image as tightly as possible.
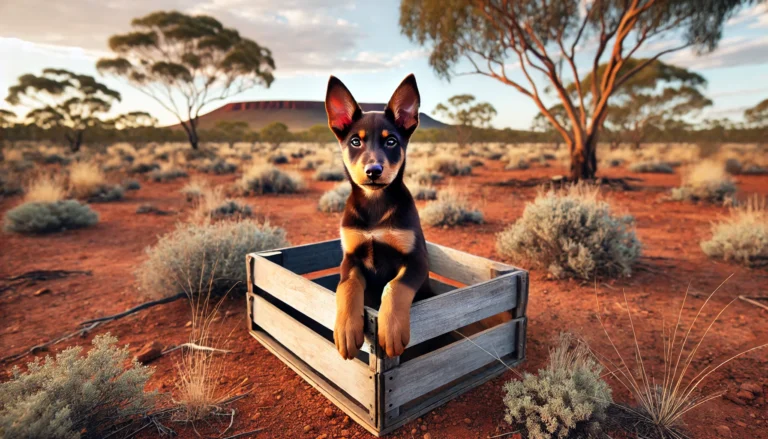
[568,134,598,181]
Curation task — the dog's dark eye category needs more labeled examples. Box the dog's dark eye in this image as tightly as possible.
[385,137,398,148]
[349,137,362,148]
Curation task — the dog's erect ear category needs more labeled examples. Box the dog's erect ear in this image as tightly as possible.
[385,74,420,135]
[326,76,362,137]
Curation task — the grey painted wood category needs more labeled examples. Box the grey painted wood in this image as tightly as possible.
[384,319,520,408]
[425,242,516,285]
[252,254,337,330]
[273,239,343,274]
[248,330,380,436]
[381,356,523,434]
[252,295,374,407]
[428,277,457,295]
[408,272,521,347]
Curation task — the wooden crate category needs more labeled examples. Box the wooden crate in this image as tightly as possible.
[246,239,528,436]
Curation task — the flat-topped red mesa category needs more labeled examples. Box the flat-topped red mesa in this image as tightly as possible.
[246,240,528,436]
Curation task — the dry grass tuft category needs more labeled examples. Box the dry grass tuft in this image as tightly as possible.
[701,196,768,267]
[671,161,736,204]
[595,281,768,439]
[68,161,109,199]
[24,175,66,203]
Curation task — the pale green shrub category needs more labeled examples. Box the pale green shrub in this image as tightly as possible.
[701,198,768,267]
[629,161,674,174]
[4,200,99,234]
[318,182,351,213]
[503,334,612,439]
[209,200,252,219]
[237,164,304,194]
[87,185,125,203]
[497,185,641,279]
[670,161,736,204]
[428,155,472,176]
[421,190,483,227]
[149,167,188,182]
[408,181,437,200]
[198,159,237,175]
[314,165,346,181]
[122,179,141,191]
[137,220,288,299]
[0,334,155,439]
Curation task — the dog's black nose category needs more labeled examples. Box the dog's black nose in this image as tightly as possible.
[365,164,383,180]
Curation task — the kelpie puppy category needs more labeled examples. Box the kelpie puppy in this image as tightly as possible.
[325,74,429,360]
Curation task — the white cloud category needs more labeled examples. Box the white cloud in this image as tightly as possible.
[666,35,768,70]
[0,0,420,75]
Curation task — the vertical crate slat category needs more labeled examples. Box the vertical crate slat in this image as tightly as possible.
[247,240,528,437]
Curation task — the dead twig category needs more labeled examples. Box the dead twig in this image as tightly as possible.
[161,342,232,356]
[79,292,187,325]
[3,269,92,282]
[739,295,768,312]
[1,321,102,364]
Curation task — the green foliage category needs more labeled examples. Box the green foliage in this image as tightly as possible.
[744,98,768,127]
[237,164,304,194]
[421,191,483,227]
[318,182,352,213]
[628,161,675,174]
[0,333,155,439]
[4,200,99,234]
[137,220,288,299]
[503,334,612,439]
[97,10,275,149]
[210,120,250,146]
[496,185,641,279]
[5,69,121,151]
[260,122,291,148]
[701,199,768,267]
[433,94,496,145]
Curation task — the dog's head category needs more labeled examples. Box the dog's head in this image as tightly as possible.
[325,74,420,192]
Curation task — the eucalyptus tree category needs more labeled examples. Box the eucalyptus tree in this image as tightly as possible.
[433,94,497,145]
[5,69,121,151]
[401,0,756,179]
[97,11,275,149]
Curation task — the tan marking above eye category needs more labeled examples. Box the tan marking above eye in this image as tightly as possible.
[382,129,389,137]
[358,129,366,140]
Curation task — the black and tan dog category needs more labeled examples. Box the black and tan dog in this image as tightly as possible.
[325,74,429,360]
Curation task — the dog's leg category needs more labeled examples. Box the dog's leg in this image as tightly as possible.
[377,256,428,357]
[334,257,366,360]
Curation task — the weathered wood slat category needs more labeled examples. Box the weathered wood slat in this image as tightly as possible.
[408,272,520,347]
[252,254,337,330]
[428,277,457,295]
[275,239,343,274]
[384,319,520,409]
[249,330,379,436]
[311,273,341,291]
[252,295,374,407]
[425,242,516,285]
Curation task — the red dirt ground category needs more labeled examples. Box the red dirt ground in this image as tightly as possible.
[1,160,767,439]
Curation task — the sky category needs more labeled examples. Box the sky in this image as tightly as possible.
[1,0,767,130]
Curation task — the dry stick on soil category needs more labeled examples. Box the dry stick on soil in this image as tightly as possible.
[1,291,188,364]
[0,269,92,293]
[593,278,768,439]
[738,295,768,312]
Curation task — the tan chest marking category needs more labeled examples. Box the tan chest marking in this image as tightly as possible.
[340,227,416,255]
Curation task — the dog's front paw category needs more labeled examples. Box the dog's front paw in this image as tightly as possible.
[334,311,364,360]
[377,300,410,357]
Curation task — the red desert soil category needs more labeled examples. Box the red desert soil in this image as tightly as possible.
[1,160,767,439]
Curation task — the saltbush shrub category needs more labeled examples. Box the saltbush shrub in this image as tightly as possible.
[123,179,141,191]
[314,165,346,181]
[198,159,237,175]
[237,165,304,194]
[421,190,483,227]
[0,334,154,439]
[209,200,252,219]
[429,156,472,176]
[503,334,612,439]
[496,185,641,279]
[268,154,289,164]
[628,161,675,174]
[149,167,188,182]
[670,161,736,204]
[4,200,99,234]
[407,181,437,200]
[701,198,768,267]
[137,220,288,299]
[318,183,351,213]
